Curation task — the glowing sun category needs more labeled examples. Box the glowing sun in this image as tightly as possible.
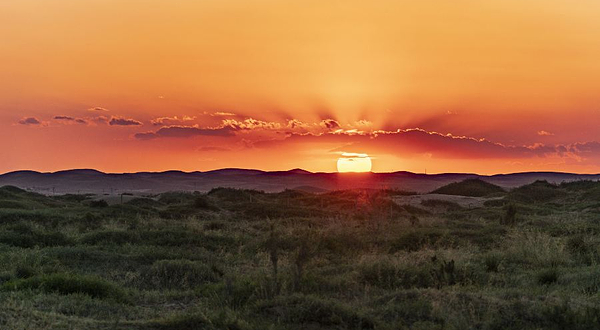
[337,153,372,173]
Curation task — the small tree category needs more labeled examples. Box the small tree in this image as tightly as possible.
[90,199,108,208]
[502,204,518,225]
[293,238,311,291]
[263,221,280,295]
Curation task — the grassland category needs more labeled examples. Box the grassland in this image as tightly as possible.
[0,180,600,329]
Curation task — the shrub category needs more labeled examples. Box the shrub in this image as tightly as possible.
[204,221,226,231]
[126,197,162,208]
[566,235,594,265]
[78,212,103,231]
[89,200,108,208]
[390,229,448,252]
[357,258,433,289]
[537,268,559,285]
[0,231,36,248]
[150,310,250,330]
[483,253,502,272]
[150,312,212,330]
[504,231,568,267]
[501,204,518,225]
[1,273,127,302]
[80,230,139,245]
[158,191,196,205]
[0,229,73,248]
[138,229,235,250]
[255,294,377,329]
[193,195,219,211]
[140,259,221,290]
[199,277,258,309]
[37,232,74,247]
[374,291,439,326]
[14,265,37,279]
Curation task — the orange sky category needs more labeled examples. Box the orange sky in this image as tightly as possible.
[3,0,600,174]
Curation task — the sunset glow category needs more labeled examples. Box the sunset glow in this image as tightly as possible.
[3,1,600,174]
[337,153,372,173]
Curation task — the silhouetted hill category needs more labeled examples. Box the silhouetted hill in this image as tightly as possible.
[431,179,505,197]
[506,180,567,203]
[1,169,599,195]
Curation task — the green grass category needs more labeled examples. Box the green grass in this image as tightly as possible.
[2,273,127,302]
[0,183,600,329]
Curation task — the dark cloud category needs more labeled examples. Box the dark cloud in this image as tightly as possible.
[319,119,341,130]
[569,141,600,155]
[54,115,75,121]
[135,125,235,140]
[88,107,109,112]
[54,115,88,124]
[109,117,143,126]
[18,117,41,125]
[254,129,569,160]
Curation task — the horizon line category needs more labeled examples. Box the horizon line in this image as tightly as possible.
[2,167,600,177]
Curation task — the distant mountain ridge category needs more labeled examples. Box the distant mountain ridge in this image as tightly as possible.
[1,168,599,195]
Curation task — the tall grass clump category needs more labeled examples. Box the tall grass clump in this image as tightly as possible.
[1,273,127,302]
[140,259,221,290]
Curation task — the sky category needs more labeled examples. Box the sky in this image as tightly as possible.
[2,0,600,174]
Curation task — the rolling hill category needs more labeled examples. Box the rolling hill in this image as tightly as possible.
[1,169,599,196]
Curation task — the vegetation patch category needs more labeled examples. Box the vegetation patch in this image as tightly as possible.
[1,273,127,302]
[431,179,505,197]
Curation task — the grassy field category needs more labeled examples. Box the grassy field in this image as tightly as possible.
[1,180,600,329]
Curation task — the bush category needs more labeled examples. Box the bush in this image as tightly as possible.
[255,294,377,329]
[150,312,212,330]
[501,204,518,225]
[483,253,502,272]
[204,221,227,231]
[150,310,250,330]
[80,230,139,245]
[78,212,103,231]
[537,268,559,285]
[357,258,434,289]
[0,228,73,248]
[140,259,221,290]
[390,229,449,252]
[193,195,219,211]
[199,278,258,309]
[89,200,108,208]
[2,273,127,302]
[374,291,439,326]
[14,265,37,279]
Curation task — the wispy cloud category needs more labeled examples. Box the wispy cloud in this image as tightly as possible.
[135,125,235,140]
[88,107,109,112]
[54,115,88,124]
[151,116,196,126]
[204,111,236,116]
